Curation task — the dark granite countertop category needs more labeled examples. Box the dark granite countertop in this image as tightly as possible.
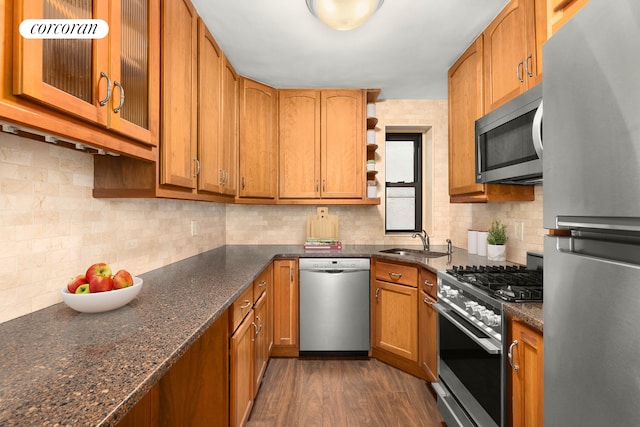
[505,303,544,333]
[0,244,535,426]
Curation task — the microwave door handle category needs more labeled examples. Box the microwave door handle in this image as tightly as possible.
[532,100,543,160]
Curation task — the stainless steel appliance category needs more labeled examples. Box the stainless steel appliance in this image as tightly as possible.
[299,258,370,356]
[543,0,640,425]
[434,254,543,427]
[475,84,543,185]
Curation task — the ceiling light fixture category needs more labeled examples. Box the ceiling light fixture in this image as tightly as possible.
[306,0,384,31]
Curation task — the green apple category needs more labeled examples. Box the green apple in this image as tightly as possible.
[75,283,90,294]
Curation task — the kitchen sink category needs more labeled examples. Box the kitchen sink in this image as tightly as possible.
[379,248,449,258]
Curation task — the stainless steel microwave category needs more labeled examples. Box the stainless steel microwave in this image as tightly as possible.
[475,84,543,185]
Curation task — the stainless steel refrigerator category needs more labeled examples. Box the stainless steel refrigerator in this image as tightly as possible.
[543,0,640,425]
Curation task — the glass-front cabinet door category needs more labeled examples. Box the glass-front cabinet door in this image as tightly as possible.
[13,0,158,146]
[108,0,158,145]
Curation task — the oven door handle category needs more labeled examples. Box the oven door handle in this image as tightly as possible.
[434,303,501,355]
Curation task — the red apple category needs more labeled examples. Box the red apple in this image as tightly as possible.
[89,275,114,293]
[113,270,134,289]
[85,262,112,282]
[75,283,90,294]
[66,274,88,293]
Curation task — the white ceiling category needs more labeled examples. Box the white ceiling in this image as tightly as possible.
[192,0,509,100]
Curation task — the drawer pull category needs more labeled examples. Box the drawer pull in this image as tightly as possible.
[423,279,434,287]
[257,280,267,288]
[423,297,435,306]
[388,272,402,279]
[240,300,251,309]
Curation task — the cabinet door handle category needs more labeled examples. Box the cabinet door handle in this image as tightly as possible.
[113,81,125,113]
[98,72,112,106]
[388,272,402,279]
[251,321,258,341]
[240,300,251,309]
[423,297,435,306]
[508,340,519,371]
[256,315,263,333]
[322,179,326,192]
[242,176,246,190]
[315,180,319,192]
[525,54,533,78]
[193,158,200,177]
[258,280,267,288]
[290,268,294,282]
[516,60,524,83]
[375,287,380,302]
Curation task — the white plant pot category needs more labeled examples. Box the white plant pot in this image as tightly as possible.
[487,244,506,261]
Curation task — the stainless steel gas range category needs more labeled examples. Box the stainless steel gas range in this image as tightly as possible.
[432,253,543,427]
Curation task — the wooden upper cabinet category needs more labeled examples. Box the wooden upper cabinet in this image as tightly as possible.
[14,0,109,127]
[448,4,536,203]
[108,0,159,145]
[239,78,277,199]
[13,0,158,146]
[278,89,364,200]
[220,58,239,196]
[550,0,589,33]
[197,19,223,194]
[160,0,198,189]
[279,90,321,199]
[448,36,486,199]
[483,0,546,112]
[321,90,364,198]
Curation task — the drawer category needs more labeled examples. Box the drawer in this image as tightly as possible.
[375,260,418,287]
[420,268,437,299]
[253,264,271,300]
[231,286,254,333]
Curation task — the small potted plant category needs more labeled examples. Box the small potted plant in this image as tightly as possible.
[486,220,508,261]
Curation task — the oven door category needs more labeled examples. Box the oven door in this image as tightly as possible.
[433,303,504,427]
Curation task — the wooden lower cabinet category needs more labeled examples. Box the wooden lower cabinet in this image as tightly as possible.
[272,259,299,357]
[116,383,159,427]
[508,316,544,427]
[253,292,269,394]
[419,290,438,382]
[230,309,255,427]
[158,310,229,426]
[373,280,418,362]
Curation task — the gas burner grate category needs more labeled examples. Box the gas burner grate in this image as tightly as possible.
[446,265,543,302]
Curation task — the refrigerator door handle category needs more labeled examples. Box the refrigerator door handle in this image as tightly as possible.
[554,234,640,269]
[532,100,543,160]
[556,216,640,233]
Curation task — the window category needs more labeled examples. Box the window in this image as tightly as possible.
[385,133,422,233]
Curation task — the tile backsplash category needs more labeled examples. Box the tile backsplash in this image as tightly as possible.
[0,134,226,323]
[1,98,544,323]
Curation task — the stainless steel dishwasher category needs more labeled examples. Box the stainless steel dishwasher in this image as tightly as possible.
[299,258,370,356]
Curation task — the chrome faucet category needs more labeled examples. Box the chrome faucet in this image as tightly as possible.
[412,229,430,251]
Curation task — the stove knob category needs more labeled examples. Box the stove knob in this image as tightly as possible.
[482,310,495,324]
[465,301,477,313]
[492,314,502,327]
[474,305,487,319]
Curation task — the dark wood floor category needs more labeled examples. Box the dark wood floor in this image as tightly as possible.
[246,357,446,427]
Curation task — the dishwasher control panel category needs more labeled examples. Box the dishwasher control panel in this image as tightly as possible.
[299,258,370,271]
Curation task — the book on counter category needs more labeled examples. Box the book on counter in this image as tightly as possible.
[303,239,342,250]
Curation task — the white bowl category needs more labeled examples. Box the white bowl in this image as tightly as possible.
[61,277,143,313]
